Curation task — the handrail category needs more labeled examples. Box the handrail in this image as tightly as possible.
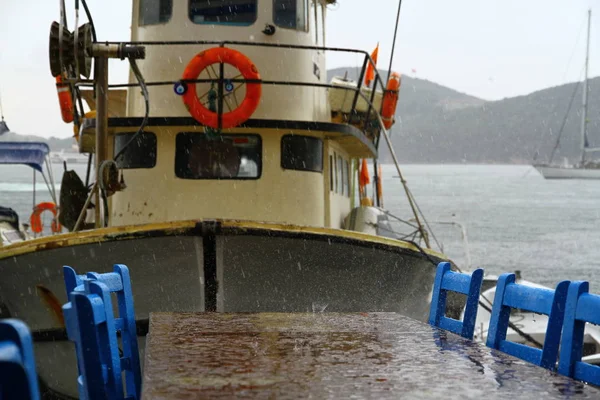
[73,40,393,145]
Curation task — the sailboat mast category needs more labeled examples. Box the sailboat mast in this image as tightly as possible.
[580,9,591,165]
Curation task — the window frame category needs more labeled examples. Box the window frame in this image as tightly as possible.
[113,131,157,169]
[175,132,263,180]
[273,0,309,32]
[188,0,258,26]
[139,0,173,26]
[280,134,324,173]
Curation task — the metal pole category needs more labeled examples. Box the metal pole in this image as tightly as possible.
[386,0,403,83]
[376,113,430,248]
[580,9,591,165]
[32,169,36,211]
[95,57,109,228]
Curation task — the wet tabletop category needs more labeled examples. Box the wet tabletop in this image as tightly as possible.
[142,313,599,399]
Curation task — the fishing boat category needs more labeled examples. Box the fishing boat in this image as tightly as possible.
[534,9,600,179]
[0,1,460,398]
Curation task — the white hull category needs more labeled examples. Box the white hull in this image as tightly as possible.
[534,165,600,179]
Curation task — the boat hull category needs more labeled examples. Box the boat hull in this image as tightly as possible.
[0,220,449,398]
[534,164,600,179]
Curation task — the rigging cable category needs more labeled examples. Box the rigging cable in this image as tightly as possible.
[534,16,585,163]
[73,58,149,231]
[113,58,149,162]
[548,68,584,164]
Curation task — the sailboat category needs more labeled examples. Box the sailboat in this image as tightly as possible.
[534,9,600,179]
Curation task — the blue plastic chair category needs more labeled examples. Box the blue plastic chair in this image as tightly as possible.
[486,273,569,370]
[0,319,40,400]
[63,280,123,400]
[63,264,141,400]
[429,262,484,339]
[558,281,600,385]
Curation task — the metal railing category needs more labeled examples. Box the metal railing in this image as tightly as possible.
[73,40,393,142]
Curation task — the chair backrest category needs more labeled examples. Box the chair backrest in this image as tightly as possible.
[0,319,40,400]
[428,262,484,339]
[558,281,600,385]
[63,280,124,400]
[486,273,569,370]
[63,264,141,400]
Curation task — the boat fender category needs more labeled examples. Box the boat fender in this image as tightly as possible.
[179,48,262,129]
[30,202,61,234]
[55,74,75,123]
[381,72,401,129]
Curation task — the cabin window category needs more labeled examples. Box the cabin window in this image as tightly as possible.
[114,132,157,169]
[281,135,323,172]
[139,0,172,26]
[343,159,350,197]
[337,155,343,195]
[273,0,308,31]
[175,133,261,179]
[329,155,334,190]
[189,0,258,25]
[311,0,325,46]
[333,152,338,192]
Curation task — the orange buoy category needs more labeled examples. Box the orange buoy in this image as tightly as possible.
[181,48,261,129]
[381,72,401,129]
[56,74,74,123]
[30,202,61,234]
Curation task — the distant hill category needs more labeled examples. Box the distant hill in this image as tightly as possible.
[390,77,600,164]
[329,66,598,164]
[2,70,597,164]
[0,131,75,151]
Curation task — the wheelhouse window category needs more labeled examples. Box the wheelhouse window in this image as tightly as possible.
[281,135,323,172]
[175,133,261,179]
[114,132,157,169]
[343,159,350,197]
[311,0,325,46]
[329,155,334,190]
[139,0,172,26]
[274,0,308,31]
[189,0,258,25]
[337,155,343,194]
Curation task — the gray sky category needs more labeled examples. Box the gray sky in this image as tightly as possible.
[0,0,598,138]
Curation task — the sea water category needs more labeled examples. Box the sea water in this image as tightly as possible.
[1,163,599,290]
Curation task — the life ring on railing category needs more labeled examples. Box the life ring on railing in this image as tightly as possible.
[56,74,74,123]
[30,202,62,234]
[381,72,401,129]
[179,48,262,129]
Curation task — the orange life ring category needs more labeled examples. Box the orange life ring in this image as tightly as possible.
[56,74,74,123]
[381,72,401,129]
[181,48,261,129]
[30,202,62,234]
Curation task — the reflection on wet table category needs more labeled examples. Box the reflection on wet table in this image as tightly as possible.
[142,312,599,399]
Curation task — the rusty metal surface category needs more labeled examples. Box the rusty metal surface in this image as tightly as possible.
[142,312,599,399]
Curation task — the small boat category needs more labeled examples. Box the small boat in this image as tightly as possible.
[472,272,600,366]
[0,142,60,245]
[534,9,600,179]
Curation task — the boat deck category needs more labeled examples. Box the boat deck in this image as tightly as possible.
[142,312,600,399]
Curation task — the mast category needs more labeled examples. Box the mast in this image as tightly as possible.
[580,9,591,165]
